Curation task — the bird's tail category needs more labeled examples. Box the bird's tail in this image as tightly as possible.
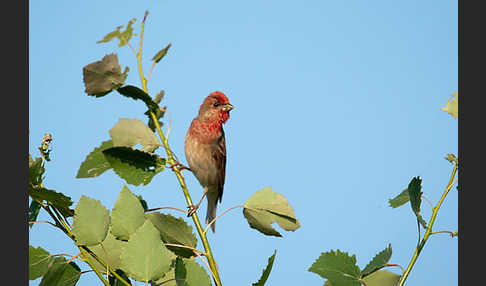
[205,191,218,233]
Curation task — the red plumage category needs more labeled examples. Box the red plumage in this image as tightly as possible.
[185,91,233,233]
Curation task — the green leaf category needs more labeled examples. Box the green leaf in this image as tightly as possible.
[120,220,173,282]
[82,53,127,97]
[150,257,178,286]
[145,212,198,258]
[308,250,362,286]
[88,231,127,271]
[118,18,137,47]
[76,140,114,178]
[72,195,110,246]
[361,270,401,286]
[137,195,149,211]
[110,185,146,240]
[29,187,74,217]
[29,245,52,280]
[103,147,165,186]
[388,189,409,208]
[117,85,160,112]
[408,177,422,214]
[97,25,123,44]
[109,118,160,152]
[109,269,133,286]
[243,187,300,237]
[29,200,42,229]
[441,91,458,119]
[174,257,212,286]
[152,43,172,63]
[252,250,277,286]
[97,18,137,47]
[39,257,81,286]
[29,156,45,186]
[417,213,428,229]
[361,244,392,277]
[445,153,458,164]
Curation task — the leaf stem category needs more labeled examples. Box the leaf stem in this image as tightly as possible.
[204,205,244,235]
[135,11,222,286]
[397,164,458,286]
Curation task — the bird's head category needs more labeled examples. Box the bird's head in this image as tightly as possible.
[198,91,234,124]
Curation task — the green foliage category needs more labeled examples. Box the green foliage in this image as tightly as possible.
[120,220,173,282]
[388,188,410,208]
[243,187,300,237]
[82,54,128,97]
[29,156,45,186]
[97,18,137,47]
[152,44,172,63]
[117,85,160,112]
[309,246,398,286]
[441,91,458,119]
[30,246,81,286]
[76,140,114,178]
[407,177,428,229]
[109,118,160,152]
[110,185,146,240]
[29,186,74,217]
[361,244,392,277]
[103,147,165,186]
[29,245,52,280]
[445,153,458,164]
[309,250,362,286]
[39,257,81,286]
[88,232,127,271]
[172,257,212,286]
[145,212,198,258]
[252,250,277,286]
[72,195,110,246]
[361,270,401,286]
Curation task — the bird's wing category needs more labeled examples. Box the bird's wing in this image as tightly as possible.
[212,129,226,203]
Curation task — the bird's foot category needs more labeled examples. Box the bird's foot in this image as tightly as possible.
[187,204,200,217]
[167,161,191,172]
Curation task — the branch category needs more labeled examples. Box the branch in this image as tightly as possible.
[397,164,458,286]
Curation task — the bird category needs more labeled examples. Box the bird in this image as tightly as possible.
[184,91,233,233]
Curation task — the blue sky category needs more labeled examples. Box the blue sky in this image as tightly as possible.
[29,1,458,285]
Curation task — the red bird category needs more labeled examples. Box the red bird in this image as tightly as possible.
[185,91,233,233]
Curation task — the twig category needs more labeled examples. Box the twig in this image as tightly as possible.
[145,206,188,215]
[422,195,434,210]
[194,249,217,282]
[163,243,206,256]
[29,220,58,228]
[397,164,458,286]
[430,230,457,237]
[384,263,405,274]
[204,205,244,235]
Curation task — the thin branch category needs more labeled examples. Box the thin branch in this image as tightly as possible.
[430,230,458,237]
[204,205,244,235]
[384,263,405,274]
[422,195,434,210]
[163,243,206,256]
[127,42,137,55]
[145,206,188,215]
[398,164,458,286]
[29,220,58,228]
[194,249,217,282]
[146,61,156,82]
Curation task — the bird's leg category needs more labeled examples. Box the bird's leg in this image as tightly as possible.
[187,187,208,217]
[167,161,191,172]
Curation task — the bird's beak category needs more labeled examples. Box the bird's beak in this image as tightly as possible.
[222,103,234,112]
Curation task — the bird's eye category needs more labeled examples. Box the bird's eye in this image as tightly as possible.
[213,103,220,107]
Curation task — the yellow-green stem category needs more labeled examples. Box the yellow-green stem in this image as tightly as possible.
[397,164,458,286]
[136,12,222,286]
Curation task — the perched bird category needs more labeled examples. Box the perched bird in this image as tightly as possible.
[185,91,233,233]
